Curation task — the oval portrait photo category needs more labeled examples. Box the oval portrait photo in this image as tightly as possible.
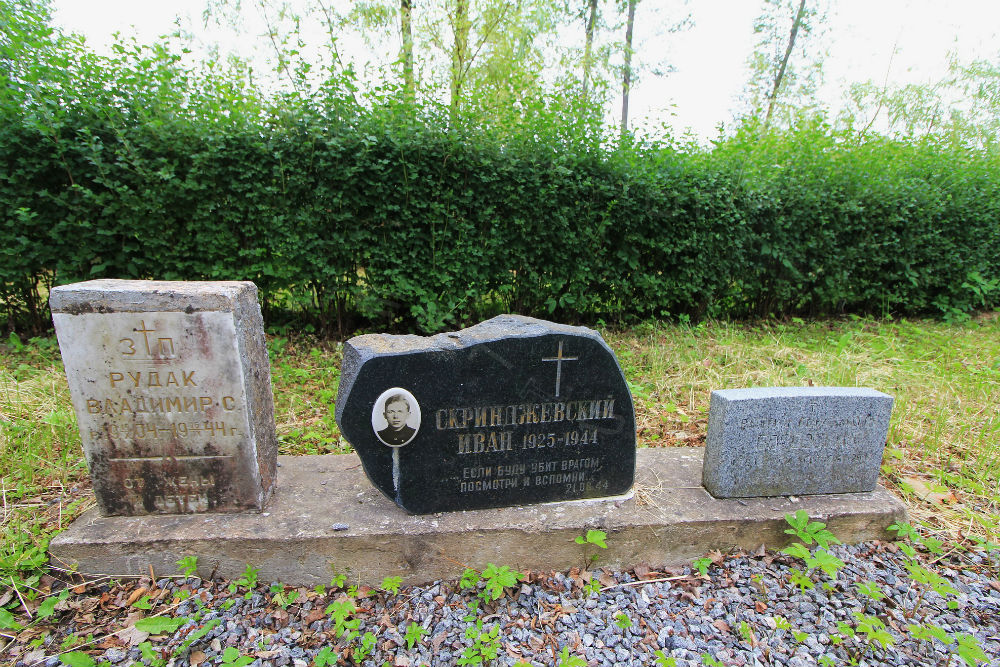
[372,388,421,447]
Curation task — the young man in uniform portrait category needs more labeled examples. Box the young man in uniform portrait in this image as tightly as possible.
[378,393,416,446]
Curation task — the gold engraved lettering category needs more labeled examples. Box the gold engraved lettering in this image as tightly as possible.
[87,399,101,413]
[119,338,136,356]
[222,396,236,410]
[148,397,163,412]
[457,433,472,454]
[183,370,197,387]
[119,398,132,413]
[109,372,124,387]
[490,406,503,426]
[165,397,183,412]
[165,372,180,387]
[601,400,614,419]
[129,371,141,386]
[474,406,489,428]
[147,372,161,388]
[183,397,198,412]
[200,396,212,411]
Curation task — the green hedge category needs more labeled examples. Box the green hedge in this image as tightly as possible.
[2,113,999,334]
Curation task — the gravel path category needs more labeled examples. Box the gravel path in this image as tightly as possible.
[10,541,1000,667]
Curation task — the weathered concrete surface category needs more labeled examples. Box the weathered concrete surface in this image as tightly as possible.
[50,280,277,516]
[49,448,906,586]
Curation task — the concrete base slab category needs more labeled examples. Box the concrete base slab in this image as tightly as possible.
[50,448,907,586]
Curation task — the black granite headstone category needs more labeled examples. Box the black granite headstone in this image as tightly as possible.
[335,315,636,514]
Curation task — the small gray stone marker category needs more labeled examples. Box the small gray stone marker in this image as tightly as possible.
[702,387,893,498]
[50,279,277,516]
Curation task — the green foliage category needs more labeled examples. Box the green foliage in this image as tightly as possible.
[313,646,337,667]
[220,647,254,667]
[557,646,588,667]
[700,653,724,667]
[176,556,198,577]
[404,622,427,649]
[856,581,886,601]
[59,652,95,667]
[613,612,631,629]
[692,557,712,577]
[852,612,895,649]
[380,575,403,594]
[325,598,360,643]
[228,564,259,596]
[575,530,608,549]
[460,568,482,591]
[955,633,989,666]
[2,7,1000,336]
[784,510,840,549]
[134,616,187,634]
[458,620,501,666]
[480,564,524,602]
[653,651,677,667]
[0,606,22,630]
[355,631,377,662]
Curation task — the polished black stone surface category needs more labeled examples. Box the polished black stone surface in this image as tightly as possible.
[335,315,636,514]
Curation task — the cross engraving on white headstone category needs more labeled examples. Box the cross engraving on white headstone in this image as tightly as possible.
[541,340,579,398]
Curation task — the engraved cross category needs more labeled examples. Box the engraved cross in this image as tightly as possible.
[134,320,156,356]
[541,340,578,398]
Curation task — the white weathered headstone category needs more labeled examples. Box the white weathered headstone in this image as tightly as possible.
[50,280,277,515]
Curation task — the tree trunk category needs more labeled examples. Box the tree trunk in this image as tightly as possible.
[764,0,807,130]
[401,0,414,101]
[620,0,636,136]
[450,0,470,123]
[582,0,598,101]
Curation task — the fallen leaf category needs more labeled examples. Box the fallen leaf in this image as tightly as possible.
[394,657,411,667]
[634,563,651,580]
[598,570,617,587]
[126,587,147,606]
[304,608,325,625]
[900,477,957,505]
[988,580,1000,593]
[753,544,766,558]
[23,649,46,665]
[755,600,768,613]
[190,650,207,666]
[117,626,149,647]
[713,620,731,633]
[709,550,724,565]
[256,650,282,659]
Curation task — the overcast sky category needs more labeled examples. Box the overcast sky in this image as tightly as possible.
[50,0,1000,141]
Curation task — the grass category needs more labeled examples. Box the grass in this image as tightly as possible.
[0,314,998,597]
